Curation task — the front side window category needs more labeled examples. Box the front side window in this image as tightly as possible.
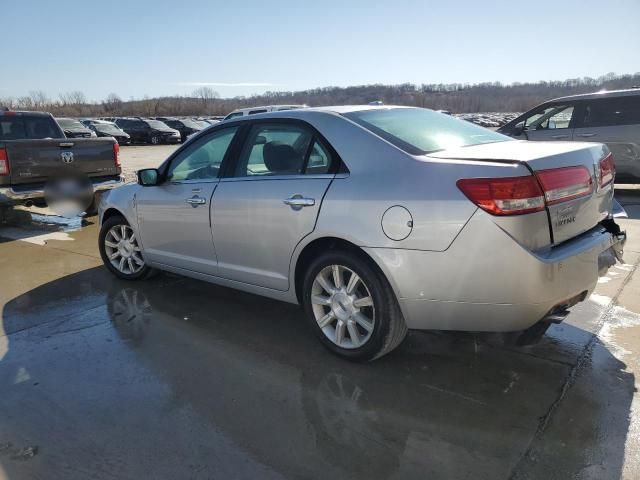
[582,96,640,127]
[344,108,509,154]
[167,127,238,182]
[234,123,316,177]
[524,104,574,130]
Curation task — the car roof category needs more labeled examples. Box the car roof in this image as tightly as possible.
[549,87,640,102]
[0,110,52,117]
[224,105,417,122]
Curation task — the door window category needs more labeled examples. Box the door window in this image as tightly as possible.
[524,104,574,130]
[233,123,333,177]
[581,96,640,127]
[167,127,238,182]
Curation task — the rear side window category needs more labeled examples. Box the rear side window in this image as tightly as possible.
[581,96,640,127]
[225,112,244,120]
[248,109,268,115]
[233,123,333,177]
[0,116,60,140]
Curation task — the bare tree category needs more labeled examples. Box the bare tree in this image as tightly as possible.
[102,93,123,114]
[192,86,219,114]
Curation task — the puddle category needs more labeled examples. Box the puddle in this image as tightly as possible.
[1,208,88,244]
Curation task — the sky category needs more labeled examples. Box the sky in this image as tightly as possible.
[2,0,639,101]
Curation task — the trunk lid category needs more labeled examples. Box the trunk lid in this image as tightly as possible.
[429,140,613,245]
[6,138,119,185]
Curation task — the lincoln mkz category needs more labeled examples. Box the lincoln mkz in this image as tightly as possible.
[98,106,626,360]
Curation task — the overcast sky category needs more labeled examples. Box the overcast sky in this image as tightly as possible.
[3,0,639,101]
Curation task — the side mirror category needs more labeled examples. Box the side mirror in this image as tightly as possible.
[512,121,526,136]
[138,168,159,186]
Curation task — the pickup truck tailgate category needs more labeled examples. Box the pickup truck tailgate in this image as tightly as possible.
[429,140,614,245]
[6,138,118,185]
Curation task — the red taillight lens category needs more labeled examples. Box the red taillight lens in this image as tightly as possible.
[456,176,545,216]
[113,142,120,167]
[599,153,615,188]
[0,148,9,176]
[535,166,593,205]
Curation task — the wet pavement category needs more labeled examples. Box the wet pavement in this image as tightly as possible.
[1,186,640,479]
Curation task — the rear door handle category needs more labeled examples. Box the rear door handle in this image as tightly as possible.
[283,195,315,210]
[576,133,596,138]
[551,134,569,139]
[185,196,206,207]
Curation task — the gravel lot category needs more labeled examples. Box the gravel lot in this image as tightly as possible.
[119,144,180,182]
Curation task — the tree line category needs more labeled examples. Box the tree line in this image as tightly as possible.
[2,73,639,117]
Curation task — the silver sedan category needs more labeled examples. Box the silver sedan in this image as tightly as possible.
[98,106,626,361]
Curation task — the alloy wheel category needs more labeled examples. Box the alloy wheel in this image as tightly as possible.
[104,224,145,275]
[311,264,375,349]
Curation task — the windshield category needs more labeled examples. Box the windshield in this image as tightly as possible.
[57,118,85,129]
[343,108,511,154]
[145,120,170,129]
[96,124,122,134]
[182,119,203,129]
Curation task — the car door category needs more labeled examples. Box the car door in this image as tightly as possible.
[572,96,640,180]
[211,120,336,291]
[135,126,240,275]
[520,103,577,141]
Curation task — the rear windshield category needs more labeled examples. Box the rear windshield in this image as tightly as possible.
[0,116,61,140]
[343,108,510,154]
[95,124,122,134]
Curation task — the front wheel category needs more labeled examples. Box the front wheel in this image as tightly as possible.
[302,251,407,361]
[150,135,160,145]
[99,215,153,280]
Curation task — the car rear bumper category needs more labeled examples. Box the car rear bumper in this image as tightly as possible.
[0,175,124,205]
[364,215,626,332]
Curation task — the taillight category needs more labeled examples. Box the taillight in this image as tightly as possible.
[599,153,615,188]
[113,142,120,167]
[0,147,9,176]
[458,166,596,216]
[535,166,593,205]
[456,176,545,216]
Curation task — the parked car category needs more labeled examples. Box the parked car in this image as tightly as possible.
[156,117,204,142]
[98,106,625,361]
[0,110,122,211]
[223,105,307,121]
[114,118,180,144]
[498,88,640,182]
[81,119,131,145]
[56,117,97,138]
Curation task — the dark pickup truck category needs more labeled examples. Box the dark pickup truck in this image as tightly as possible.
[0,110,122,210]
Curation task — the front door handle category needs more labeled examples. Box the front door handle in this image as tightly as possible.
[185,196,206,207]
[551,134,569,139]
[283,195,315,210]
[576,133,596,138]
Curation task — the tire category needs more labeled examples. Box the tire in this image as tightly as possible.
[302,251,407,361]
[150,135,160,145]
[99,215,153,280]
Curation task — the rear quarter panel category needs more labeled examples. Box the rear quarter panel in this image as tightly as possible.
[298,112,536,251]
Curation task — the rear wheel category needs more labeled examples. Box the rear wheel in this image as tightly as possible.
[99,215,152,280]
[302,251,407,361]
